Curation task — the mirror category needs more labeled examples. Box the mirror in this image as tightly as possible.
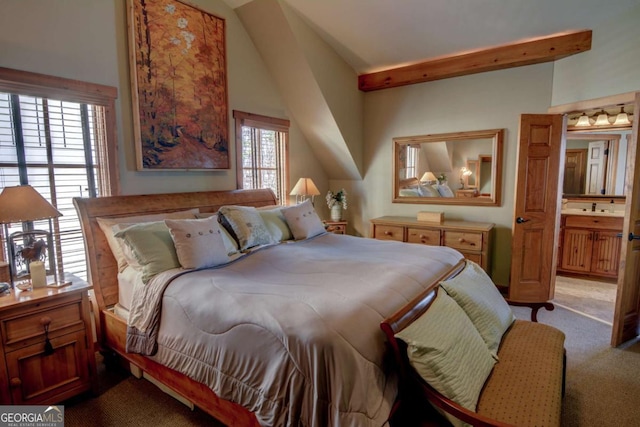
[563,129,633,198]
[393,129,504,206]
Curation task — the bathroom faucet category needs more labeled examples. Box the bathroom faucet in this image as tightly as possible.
[592,202,597,212]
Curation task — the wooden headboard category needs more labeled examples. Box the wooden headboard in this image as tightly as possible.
[73,189,278,313]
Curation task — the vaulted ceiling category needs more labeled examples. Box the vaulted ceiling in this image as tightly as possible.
[224,0,639,180]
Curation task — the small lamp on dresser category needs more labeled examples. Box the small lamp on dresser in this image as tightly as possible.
[0,185,67,288]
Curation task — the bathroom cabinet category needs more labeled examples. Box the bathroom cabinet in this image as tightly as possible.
[558,214,623,280]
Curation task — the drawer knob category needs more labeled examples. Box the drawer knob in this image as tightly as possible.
[10,378,21,388]
[384,231,392,236]
[40,316,52,327]
[459,238,466,243]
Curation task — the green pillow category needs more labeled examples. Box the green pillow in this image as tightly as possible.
[257,206,293,241]
[114,221,180,284]
[440,261,515,359]
[396,290,496,424]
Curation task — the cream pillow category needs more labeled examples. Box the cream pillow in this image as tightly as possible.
[194,212,240,255]
[218,205,275,251]
[164,217,230,269]
[97,209,198,272]
[396,290,496,425]
[114,221,181,284]
[281,200,326,240]
[440,261,515,359]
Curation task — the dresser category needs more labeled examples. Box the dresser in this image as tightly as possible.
[0,278,96,404]
[370,216,494,274]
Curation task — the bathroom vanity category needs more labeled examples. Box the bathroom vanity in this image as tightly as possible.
[557,207,623,280]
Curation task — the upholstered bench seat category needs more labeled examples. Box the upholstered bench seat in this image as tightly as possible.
[477,320,565,427]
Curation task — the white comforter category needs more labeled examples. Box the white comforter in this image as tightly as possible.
[127,233,464,427]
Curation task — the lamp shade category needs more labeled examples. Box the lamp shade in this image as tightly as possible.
[0,185,62,224]
[575,113,591,127]
[420,172,437,182]
[594,110,611,126]
[289,178,320,196]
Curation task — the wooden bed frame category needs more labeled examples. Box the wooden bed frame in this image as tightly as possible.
[74,189,279,426]
[73,188,468,426]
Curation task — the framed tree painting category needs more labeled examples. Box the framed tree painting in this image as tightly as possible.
[127,0,229,170]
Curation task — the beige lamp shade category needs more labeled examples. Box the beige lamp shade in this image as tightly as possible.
[0,185,62,224]
[420,172,437,182]
[594,110,611,126]
[289,178,320,196]
[575,113,592,127]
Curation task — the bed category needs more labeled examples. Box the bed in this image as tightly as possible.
[74,189,465,426]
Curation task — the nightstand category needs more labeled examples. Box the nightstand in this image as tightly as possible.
[324,220,347,235]
[0,276,96,404]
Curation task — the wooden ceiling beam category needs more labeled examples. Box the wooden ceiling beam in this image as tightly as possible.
[358,29,592,92]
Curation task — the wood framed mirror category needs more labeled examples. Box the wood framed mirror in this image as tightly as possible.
[393,128,504,206]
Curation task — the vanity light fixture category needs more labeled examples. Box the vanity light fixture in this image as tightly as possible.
[593,110,611,127]
[574,113,592,127]
[613,106,632,126]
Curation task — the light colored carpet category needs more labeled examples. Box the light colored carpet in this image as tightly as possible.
[512,305,640,427]
[553,275,616,325]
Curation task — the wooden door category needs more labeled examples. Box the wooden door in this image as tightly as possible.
[509,114,565,302]
[563,149,587,194]
[612,92,640,346]
[585,140,607,195]
[591,231,622,277]
[560,229,593,273]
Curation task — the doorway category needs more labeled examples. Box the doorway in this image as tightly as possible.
[553,104,633,326]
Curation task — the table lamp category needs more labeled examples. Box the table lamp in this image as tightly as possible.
[289,178,320,205]
[0,185,66,288]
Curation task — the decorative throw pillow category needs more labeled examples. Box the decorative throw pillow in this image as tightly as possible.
[257,206,293,241]
[164,217,230,269]
[396,290,496,425]
[281,199,326,240]
[217,205,275,251]
[418,184,440,197]
[97,209,198,272]
[194,212,239,255]
[114,221,181,284]
[435,183,455,197]
[439,261,515,359]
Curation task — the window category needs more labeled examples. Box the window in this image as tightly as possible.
[0,67,119,280]
[233,111,289,204]
[405,145,419,179]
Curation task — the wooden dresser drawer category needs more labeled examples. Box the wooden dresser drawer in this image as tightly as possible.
[564,215,623,230]
[2,299,84,348]
[374,225,404,241]
[443,231,483,251]
[407,228,440,245]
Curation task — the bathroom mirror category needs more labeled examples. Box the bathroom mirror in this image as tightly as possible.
[563,129,632,198]
[393,128,504,206]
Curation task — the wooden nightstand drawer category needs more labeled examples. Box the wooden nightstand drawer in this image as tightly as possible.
[407,228,440,245]
[324,221,347,234]
[374,225,404,241]
[1,296,84,348]
[443,231,483,251]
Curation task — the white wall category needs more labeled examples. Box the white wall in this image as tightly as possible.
[552,3,640,105]
[0,0,323,199]
[362,64,554,285]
